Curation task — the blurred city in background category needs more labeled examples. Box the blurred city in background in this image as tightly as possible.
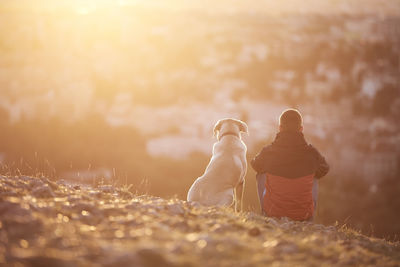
[0,0,399,239]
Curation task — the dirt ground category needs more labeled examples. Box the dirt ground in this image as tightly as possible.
[0,175,399,267]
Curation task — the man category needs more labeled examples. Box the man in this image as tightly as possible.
[251,109,329,221]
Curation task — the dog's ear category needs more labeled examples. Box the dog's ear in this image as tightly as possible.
[213,119,223,137]
[236,120,249,134]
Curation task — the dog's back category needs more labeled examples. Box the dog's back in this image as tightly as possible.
[208,136,247,186]
[187,134,247,206]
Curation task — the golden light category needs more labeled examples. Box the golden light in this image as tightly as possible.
[0,0,399,243]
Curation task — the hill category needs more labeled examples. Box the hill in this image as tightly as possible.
[0,175,399,267]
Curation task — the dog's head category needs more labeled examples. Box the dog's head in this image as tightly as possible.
[213,118,248,140]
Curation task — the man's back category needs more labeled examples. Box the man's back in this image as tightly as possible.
[251,129,329,221]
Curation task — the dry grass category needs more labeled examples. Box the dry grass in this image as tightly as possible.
[0,175,399,267]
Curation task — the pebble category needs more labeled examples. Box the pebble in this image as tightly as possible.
[103,253,141,267]
[276,242,299,254]
[19,255,76,267]
[119,190,133,199]
[248,226,261,237]
[103,207,126,217]
[29,179,45,189]
[70,202,98,214]
[0,201,22,215]
[98,185,114,193]
[3,216,43,240]
[137,248,175,267]
[31,185,55,198]
[166,203,185,215]
[42,178,59,190]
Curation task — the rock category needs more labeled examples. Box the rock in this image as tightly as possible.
[42,178,59,190]
[103,253,141,267]
[0,191,19,197]
[20,256,76,267]
[88,190,103,199]
[136,248,175,267]
[19,176,34,182]
[280,222,292,230]
[267,218,280,227]
[313,224,325,231]
[187,201,201,208]
[311,250,324,259]
[276,242,299,254]
[248,227,261,237]
[0,201,21,215]
[171,221,190,232]
[29,179,45,189]
[326,226,336,231]
[166,204,185,215]
[103,207,126,217]
[119,190,133,199]
[70,202,98,214]
[67,195,83,203]
[31,185,55,198]
[2,215,42,240]
[125,202,141,210]
[98,185,114,193]
[56,179,69,186]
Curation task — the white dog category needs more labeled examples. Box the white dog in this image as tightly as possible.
[187,118,248,212]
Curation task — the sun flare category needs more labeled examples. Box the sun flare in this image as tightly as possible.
[0,0,399,249]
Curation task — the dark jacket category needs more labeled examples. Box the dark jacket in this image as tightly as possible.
[251,131,329,179]
[251,131,329,220]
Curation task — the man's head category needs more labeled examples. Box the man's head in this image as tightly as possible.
[279,108,303,132]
